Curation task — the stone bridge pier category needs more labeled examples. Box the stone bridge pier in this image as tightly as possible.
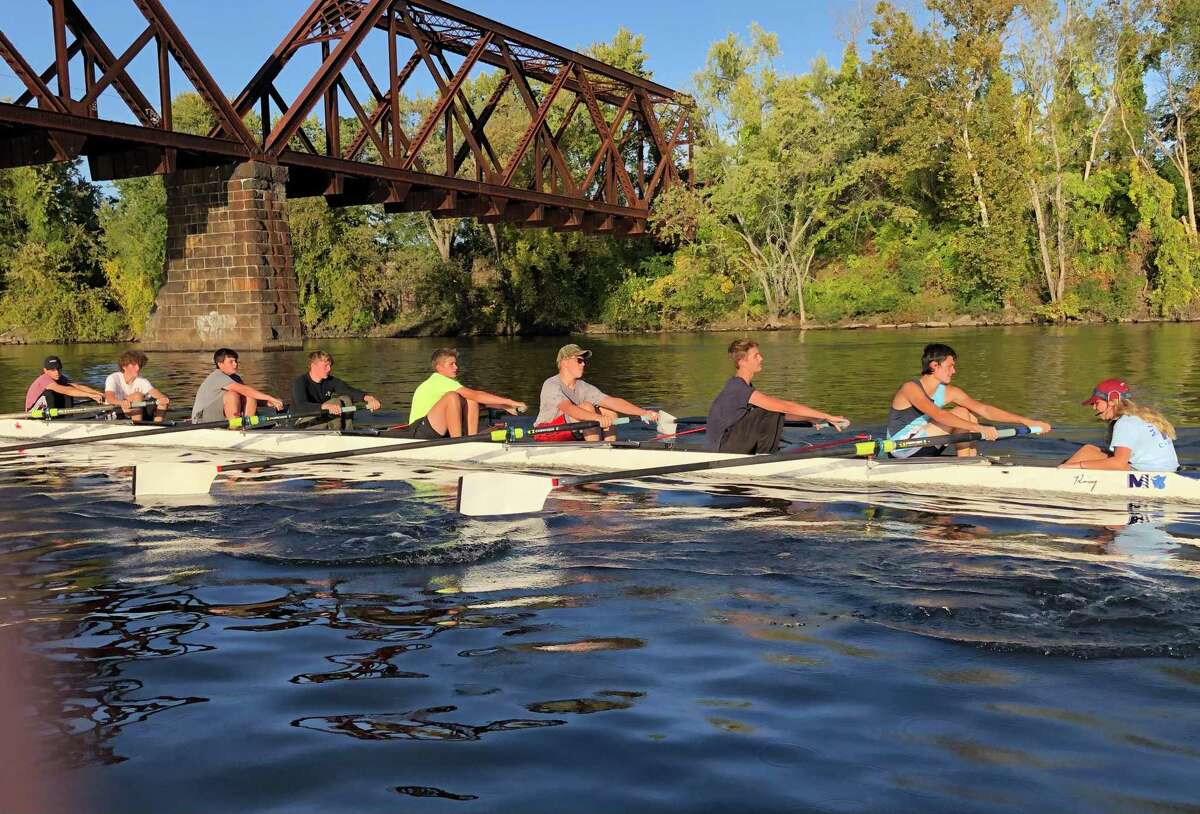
[141,161,302,351]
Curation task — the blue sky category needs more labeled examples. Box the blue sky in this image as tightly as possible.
[0,0,914,113]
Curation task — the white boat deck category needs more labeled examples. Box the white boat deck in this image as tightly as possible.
[2,417,1198,510]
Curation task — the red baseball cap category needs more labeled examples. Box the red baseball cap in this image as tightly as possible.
[1082,378,1130,406]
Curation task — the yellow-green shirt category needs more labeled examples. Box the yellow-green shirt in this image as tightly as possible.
[408,372,462,422]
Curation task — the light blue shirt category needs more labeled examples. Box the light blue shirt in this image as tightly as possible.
[1110,415,1178,472]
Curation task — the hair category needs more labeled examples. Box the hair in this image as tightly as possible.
[921,343,957,375]
[213,348,238,365]
[308,350,333,365]
[1112,399,1177,440]
[118,350,148,369]
[430,347,458,369]
[728,339,758,369]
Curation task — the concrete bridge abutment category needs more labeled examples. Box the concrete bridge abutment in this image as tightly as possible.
[140,161,302,351]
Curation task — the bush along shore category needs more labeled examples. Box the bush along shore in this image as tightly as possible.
[1,4,1198,343]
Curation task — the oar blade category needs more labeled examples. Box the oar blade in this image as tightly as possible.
[132,462,219,498]
[456,473,556,517]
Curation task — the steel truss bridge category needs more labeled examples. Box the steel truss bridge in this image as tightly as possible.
[0,0,694,234]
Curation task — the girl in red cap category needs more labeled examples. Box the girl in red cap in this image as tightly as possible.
[1058,379,1178,471]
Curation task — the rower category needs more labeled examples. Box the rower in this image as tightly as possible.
[534,343,658,442]
[400,348,526,440]
[887,343,1050,457]
[290,350,381,429]
[191,348,284,423]
[25,355,105,412]
[706,339,849,454]
[104,351,170,423]
[1058,379,1178,471]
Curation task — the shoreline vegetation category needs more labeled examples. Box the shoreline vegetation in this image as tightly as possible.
[1,1,1198,344]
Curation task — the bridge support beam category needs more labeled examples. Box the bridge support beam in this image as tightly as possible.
[141,161,302,351]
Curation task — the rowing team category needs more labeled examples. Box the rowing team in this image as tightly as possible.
[23,339,1179,473]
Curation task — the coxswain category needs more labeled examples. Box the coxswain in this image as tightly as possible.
[1058,379,1178,471]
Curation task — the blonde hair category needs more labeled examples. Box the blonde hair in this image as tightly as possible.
[1113,399,1176,440]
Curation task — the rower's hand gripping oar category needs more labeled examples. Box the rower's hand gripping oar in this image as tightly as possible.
[456,426,1042,517]
[131,417,630,498]
[0,408,332,455]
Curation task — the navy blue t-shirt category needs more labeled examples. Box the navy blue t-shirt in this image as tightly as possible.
[705,376,754,451]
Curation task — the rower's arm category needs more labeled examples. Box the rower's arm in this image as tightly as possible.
[557,399,605,423]
[148,387,170,405]
[748,391,845,426]
[950,388,1052,433]
[598,396,655,420]
[227,381,283,407]
[459,386,526,412]
[51,381,104,402]
[902,383,980,434]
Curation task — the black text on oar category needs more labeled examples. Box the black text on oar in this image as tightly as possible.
[456,427,1041,516]
[131,417,629,498]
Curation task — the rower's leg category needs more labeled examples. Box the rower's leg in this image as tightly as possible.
[426,391,465,437]
[576,402,602,441]
[932,407,979,457]
[464,397,480,435]
[222,390,248,419]
[1061,443,1108,467]
[598,405,620,442]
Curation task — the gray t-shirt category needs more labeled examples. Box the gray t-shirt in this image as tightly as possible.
[192,370,241,422]
[535,375,608,425]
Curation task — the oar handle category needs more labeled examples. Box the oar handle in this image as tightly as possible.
[217,417,630,474]
[1,409,327,453]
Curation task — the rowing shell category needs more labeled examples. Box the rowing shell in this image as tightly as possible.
[2,418,1197,509]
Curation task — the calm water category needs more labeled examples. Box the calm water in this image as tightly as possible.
[2,324,1200,813]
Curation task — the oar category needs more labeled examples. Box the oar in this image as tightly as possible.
[673,415,822,429]
[0,408,330,455]
[0,402,132,420]
[456,426,1041,517]
[131,417,630,498]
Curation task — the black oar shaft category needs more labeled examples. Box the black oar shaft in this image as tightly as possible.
[217,419,612,474]
[558,428,1028,489]
[560,436,876,487]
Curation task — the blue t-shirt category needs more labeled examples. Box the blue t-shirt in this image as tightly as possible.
[1109,414,1178,472]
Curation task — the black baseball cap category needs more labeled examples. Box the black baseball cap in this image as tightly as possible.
[43,355,63,370]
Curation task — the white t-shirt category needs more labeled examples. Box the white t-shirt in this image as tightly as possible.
[104,372,154,402]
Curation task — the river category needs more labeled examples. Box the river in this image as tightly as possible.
[1,324,1198,812]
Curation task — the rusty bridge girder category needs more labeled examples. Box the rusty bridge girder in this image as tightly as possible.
[0,0,695,234]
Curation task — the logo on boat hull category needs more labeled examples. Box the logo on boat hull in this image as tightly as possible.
[1128,474,1168,490]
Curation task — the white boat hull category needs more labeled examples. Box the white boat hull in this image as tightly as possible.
[2,418,1197,510]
